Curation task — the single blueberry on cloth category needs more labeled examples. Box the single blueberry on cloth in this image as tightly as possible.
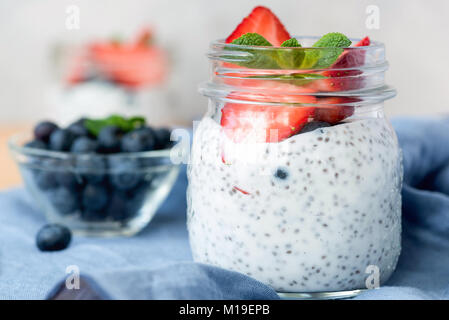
[0,117,448,299]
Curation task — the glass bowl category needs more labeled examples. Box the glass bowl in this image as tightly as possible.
[9,132,180,237]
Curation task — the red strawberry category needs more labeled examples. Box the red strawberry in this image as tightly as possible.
[309,37,371,92]
[221,103,315,143]
[314,97,359,124]
[226,6,291,46]
[355,36,370,47]
[89,42,167,88]
[65,29,167,88]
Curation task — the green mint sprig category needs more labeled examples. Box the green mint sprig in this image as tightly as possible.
[226,32,351,70]
[277,38,304,69]
[84,115,146,137]
[301,32,352,68]
[228,33,279,69]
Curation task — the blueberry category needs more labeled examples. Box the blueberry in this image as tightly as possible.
[67,118,89,138]
[98,126,123,153]
[109,158,141,190]
[35,170,59,190]
[25,140,47,150]
[36,224,71,251]
[56,171,80,192]
[274,168,289,180]
[33,159,59,190]
[48,187,79,215]
[82,184,108,211]
[34,121,58,143]
[121,127,155,153]
[153,128,172,149]
[301,121,331,133]
[125,182,149,219]
[76,156,106,184]
[107,191,128,221]
[71,137,98,153]
[49,129,75,151]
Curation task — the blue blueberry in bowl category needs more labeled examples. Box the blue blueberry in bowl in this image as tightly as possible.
[49,129,75,151]
[56,170,81,192]
[82,183,109,211]
[34,121,58,143]
[107,191,129,221]
[36,224,72,251]
[71,136,99,154]
[48,187,79,215]
[98,126,123,153]
[76,155,106,184]
[121,127,155,152]
[109,158,141,190]
[35,170,59,191]
[32,159,61,191]
[153,128,172,150]
[125,182,150,220]
[67,118,90,138]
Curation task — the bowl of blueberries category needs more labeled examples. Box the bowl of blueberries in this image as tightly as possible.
[9,115,180,237]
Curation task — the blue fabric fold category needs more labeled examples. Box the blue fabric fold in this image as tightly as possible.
[0,116,448,300]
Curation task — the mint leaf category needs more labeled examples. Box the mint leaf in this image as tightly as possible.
[280,38,301,47]
[231,33,272,46]
[227,34,306,69]
[277,38,304,69]
[301,32,351,69]
[227,33,279,69]
[84,115,146,137]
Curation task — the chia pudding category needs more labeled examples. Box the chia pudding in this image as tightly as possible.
[187,116,402,292]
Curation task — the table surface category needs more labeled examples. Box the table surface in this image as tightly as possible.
[0,125,30,190]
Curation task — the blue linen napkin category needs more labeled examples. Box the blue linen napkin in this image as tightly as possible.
[0,117,448,300]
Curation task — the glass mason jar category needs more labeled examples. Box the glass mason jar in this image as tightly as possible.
[187,37,402,298]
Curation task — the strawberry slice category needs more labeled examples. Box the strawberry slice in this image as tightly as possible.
[308,37,370,93]
[314,97,358,124]
[226,6,291,46]
[221,103,315,143]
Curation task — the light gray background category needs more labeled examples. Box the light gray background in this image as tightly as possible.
[0,0,448,124]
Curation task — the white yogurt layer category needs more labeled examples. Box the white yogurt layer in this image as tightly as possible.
[187,117,402,293]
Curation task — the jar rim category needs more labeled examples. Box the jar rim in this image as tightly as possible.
[201,36,395,105]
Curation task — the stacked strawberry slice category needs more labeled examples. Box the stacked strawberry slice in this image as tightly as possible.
[226,6,291,46]
[66,28,167,89]
[221,6,370,143]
